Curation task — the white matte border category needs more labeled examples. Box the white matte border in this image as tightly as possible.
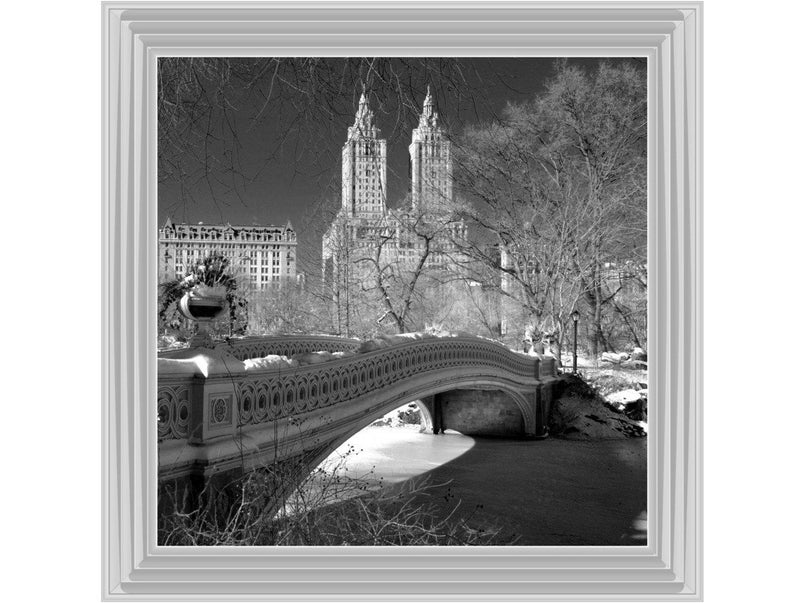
[102,2,702,600]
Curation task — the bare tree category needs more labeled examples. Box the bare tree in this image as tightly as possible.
[452,60,647,356]
[351,200,468,333]
[245,280,331,336]
[542,61,647,354]
[452,117,581,350]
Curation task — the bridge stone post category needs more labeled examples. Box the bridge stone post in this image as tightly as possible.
[159,346,246,480]
[531,388,545,437]
[533,383,558,438]
[158,347,250,521]
[168,347,246,445]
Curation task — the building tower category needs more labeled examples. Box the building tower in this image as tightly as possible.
[323,88,391,333]
[341,87,387,219]
[409,85,452,212]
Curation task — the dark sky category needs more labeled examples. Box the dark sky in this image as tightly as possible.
[158,57,643,274]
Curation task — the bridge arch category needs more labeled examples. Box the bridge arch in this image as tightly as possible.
[299,375,537,477]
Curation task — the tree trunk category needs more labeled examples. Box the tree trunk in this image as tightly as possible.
[612,298,643,349]
[583,239,611,356]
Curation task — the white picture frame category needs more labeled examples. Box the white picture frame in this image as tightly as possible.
[102,1,702,599]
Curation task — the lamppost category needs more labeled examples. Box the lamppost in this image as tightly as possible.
[571,309,580,374]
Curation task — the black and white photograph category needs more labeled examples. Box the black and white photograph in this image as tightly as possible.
[156,57,648,547]
[22,0,804,600]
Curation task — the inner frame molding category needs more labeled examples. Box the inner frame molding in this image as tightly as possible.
[102,1,702,600]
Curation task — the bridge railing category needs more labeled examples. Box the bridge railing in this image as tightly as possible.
[157,336,556,445]
[159,334,361,361]
[156,373,195,442]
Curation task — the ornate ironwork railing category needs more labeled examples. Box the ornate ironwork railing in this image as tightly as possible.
[156,377,194,441]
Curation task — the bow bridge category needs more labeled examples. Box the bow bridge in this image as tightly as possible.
[157,335,560,496]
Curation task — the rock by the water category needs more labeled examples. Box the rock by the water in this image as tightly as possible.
[601,351,629,364]
[606,389,643,405]
[623,398,648,421]
[550,395,646,439]
[621,359,648,370]
[632,347,648,362]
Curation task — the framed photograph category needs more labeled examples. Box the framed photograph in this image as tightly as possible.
[102,1,702,599]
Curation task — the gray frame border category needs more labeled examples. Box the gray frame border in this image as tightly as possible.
[102,2,702,600]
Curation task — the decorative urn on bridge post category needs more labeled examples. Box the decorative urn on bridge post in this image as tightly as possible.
[178,284,228,347]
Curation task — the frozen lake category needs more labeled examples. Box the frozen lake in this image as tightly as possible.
[323,424,475,485]
[319,424,648,546]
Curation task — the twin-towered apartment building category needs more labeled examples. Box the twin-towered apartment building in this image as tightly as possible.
[159,86,463,290]
[322,86,465,284]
